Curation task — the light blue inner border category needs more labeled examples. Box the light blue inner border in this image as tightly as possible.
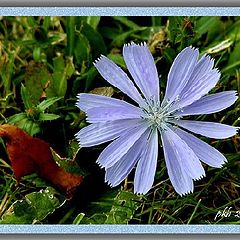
[0,7,240,16]
[0,224,239,234]
[0,7,239,234]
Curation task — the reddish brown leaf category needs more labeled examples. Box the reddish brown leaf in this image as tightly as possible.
[0,124,83,198]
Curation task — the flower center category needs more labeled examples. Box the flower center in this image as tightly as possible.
[142,97,181,129]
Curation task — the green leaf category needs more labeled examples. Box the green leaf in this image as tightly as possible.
[74,33,91,67]
[20,84,33,110]
[51,148,85,176]
[112,16,140,30]
[25,187,65,221]
[24,62,53,105]
[111,30,136,47]
[107,54,126,68]
[105,191,142,224]
[195,17,220,36]
[86,16,101,30]
[0,187,66,224]
[73,66,98,93]
[7,112,27,124]
[66,16,76,56]
[37,97,62,111]
[33,47,41,61]
[73,213,85,224]
[8,114,41,136]
[0,201,36,224]
[38,113,60,121]
[80,21,107,59]
[79,190,142,224]
[51,56,75,98]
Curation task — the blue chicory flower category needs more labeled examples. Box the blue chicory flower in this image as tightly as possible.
[75,42,238,195]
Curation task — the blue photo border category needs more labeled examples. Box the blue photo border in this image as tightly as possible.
[0,7,239,234]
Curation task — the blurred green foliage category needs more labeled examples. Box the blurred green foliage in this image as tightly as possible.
[0,16,239,225]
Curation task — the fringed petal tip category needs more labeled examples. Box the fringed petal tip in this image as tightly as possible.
[133,190,145,196]
[93,55,106,66]
[75,93,81,107]
[124,41,147,48]
[193,173,206,181]
[96,160,105,169]
[179,189,194,197]
[105,179,114,188]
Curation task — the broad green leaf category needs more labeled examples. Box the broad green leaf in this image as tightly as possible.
[105,191,142,224]
[195,17,220,36]
[24,62,53,104]
[38,113,60,121]
[80,21,107,59]
[86,16,101,30]
[0,187,66,224]
[51,148,85,176]
[37,97,62,111]
[0,201,36,224]
[42,16,51,31]
[25,187,65,221]
[8,114,41,136]
[74,33,91,67]
[79,190,142,224]
[8,112,28,124]
[51,56,75,98]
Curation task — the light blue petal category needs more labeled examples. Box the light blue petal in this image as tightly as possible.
[76,119,143,147]
[175,91,238,116]
[123,42,160,101]
[76,93,141,112]
[162,47,199,106]
[134,129,158,194]
[86,106,142,123]
[161,127,194,196]
[96,122,149,168]
[163,126,205,181]
[173,127,227,168]
[175,120,238,139]
[105,129,150,187]
[94,55,145,106]
[169,54,220,112]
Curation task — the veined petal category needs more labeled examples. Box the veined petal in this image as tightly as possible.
[175,120,238,139]
[173,127,227,168]
[162,126,205,181]
[162,47,199,106]
[175,91,238,116]
[76,93,140,112]
[161,128,194,195]
[169,55,220,111]
[134,129,158,194]
[97,122,149,168]
[86,106,142,123]
[105,129,150,187]
[76,119,143,147]
[123,42,160,101]
[94,55,145,106]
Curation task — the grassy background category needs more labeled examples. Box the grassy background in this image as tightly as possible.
[0,16,239,224]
